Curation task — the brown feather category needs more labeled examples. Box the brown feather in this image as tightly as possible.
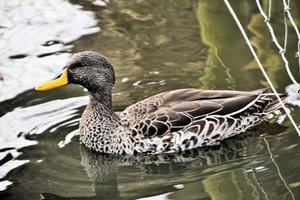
[122,89,273,139]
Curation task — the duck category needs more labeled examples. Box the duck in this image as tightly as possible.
[35,51,287,155]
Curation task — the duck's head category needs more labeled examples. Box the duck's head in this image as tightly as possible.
[35,51,115,93]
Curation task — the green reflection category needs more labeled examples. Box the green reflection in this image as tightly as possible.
[248,0,300,89]
[196,0,300,91]
[197,0,255,90]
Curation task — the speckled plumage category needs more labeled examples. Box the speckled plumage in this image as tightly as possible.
[79,87,286,155]
[41,51,287,155]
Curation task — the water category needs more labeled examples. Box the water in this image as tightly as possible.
[1,0,300,199]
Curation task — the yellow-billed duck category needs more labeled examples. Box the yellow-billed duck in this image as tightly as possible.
[35,51,287,155]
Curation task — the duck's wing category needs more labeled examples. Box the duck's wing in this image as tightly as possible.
[119,89,265,138]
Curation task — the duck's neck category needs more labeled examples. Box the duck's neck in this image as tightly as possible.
[80,90,121,152]
[90,90,113,109]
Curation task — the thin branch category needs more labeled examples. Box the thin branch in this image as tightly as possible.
[268,0,272,21]
[283,2,289,51]
[282,0,300,75]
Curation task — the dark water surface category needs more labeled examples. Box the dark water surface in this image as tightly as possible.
[1,0,300,199]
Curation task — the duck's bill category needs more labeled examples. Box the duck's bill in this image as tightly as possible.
[35,68,69,91]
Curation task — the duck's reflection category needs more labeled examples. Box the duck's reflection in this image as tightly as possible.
[80,147,121,200]
[40,132,266,200]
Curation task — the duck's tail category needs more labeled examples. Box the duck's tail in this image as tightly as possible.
[263,92,288,113]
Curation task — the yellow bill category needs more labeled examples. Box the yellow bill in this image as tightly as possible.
[35,68,69,91]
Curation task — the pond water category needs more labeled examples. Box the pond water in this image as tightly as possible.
[1,0,300,199]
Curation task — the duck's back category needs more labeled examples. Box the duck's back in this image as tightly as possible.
[117,89,286,154]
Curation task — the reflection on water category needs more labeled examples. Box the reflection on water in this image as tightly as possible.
[0,0,99,101]
[40,137,262,200]
[0,96,87,192]
[197,0,300,91]
[1,0,300,199]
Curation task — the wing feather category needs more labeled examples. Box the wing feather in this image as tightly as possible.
[120,89,264,138]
